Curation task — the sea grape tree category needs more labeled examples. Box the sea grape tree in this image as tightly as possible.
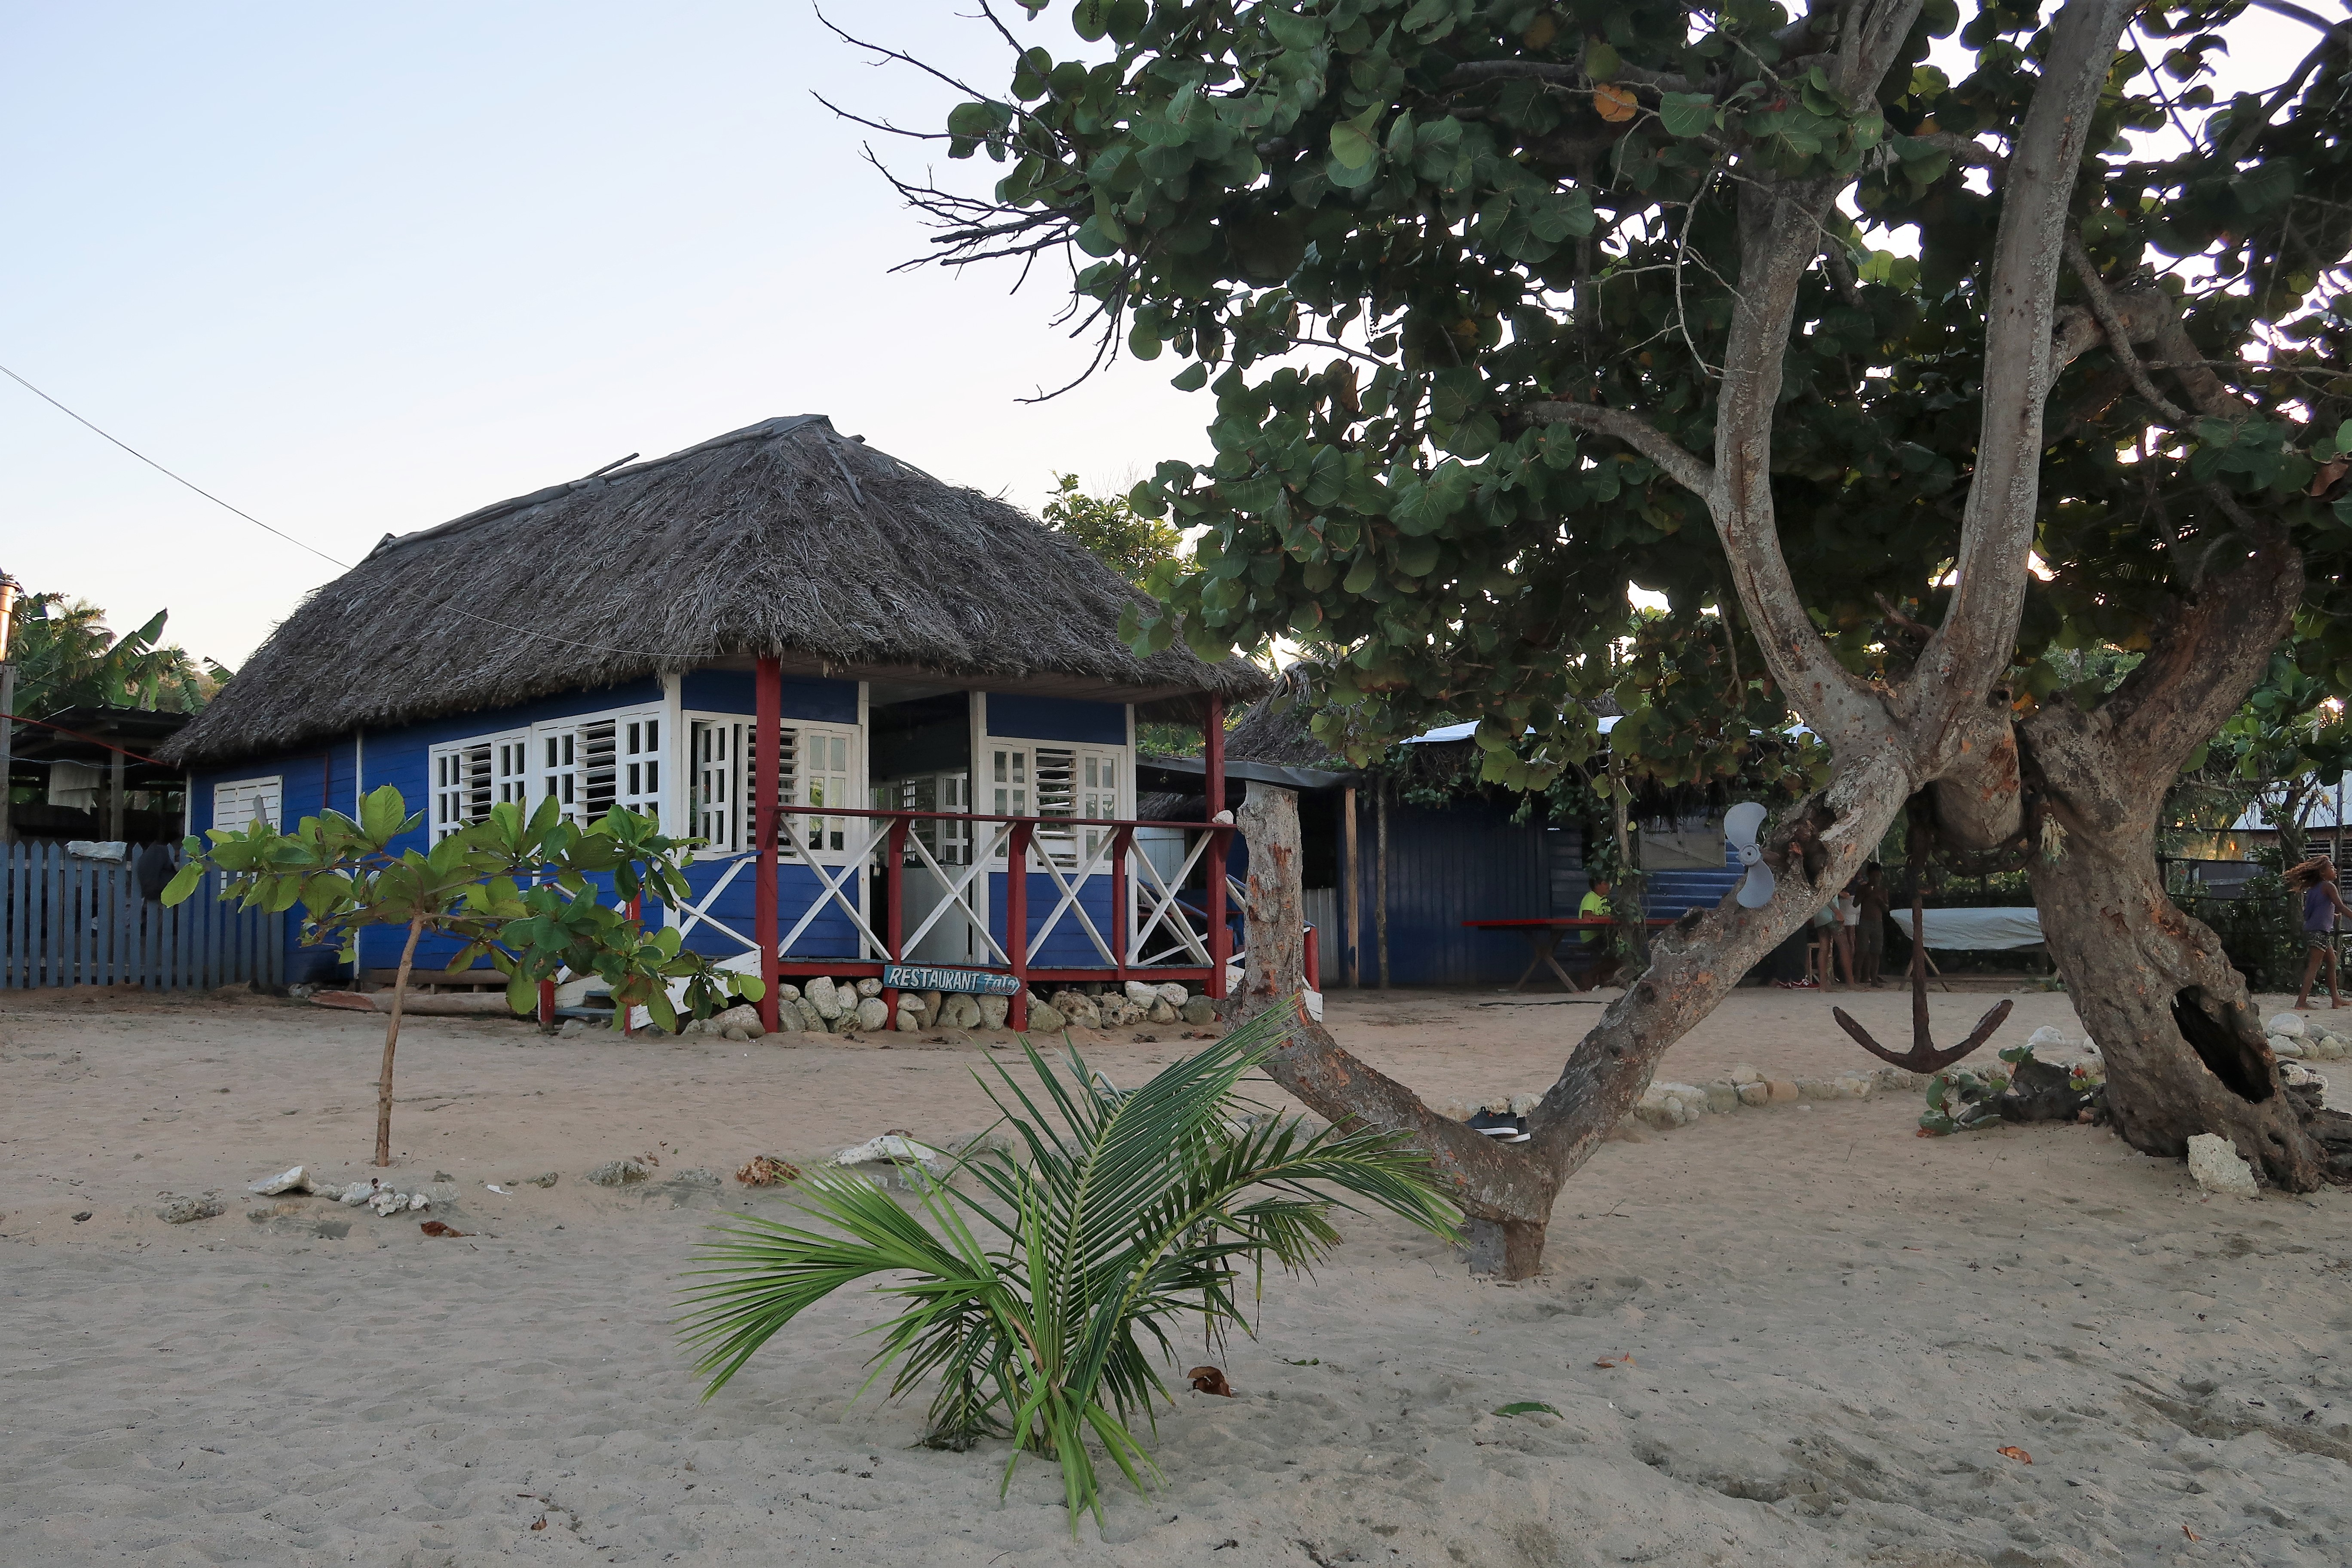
[865,0,2352,1268]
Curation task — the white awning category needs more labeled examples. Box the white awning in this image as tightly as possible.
[1890,908,2044,951]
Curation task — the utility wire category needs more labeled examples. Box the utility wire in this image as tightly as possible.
[3,361,349,570]
[1,360,681,660]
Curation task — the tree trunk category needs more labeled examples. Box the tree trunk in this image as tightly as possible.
[1234,785,1305,1008]
[2025,810,2334,1185]
[376,916,425,1168]
[2022,551,2351,1187]
[1605,757,1646,969]
[1233,754,1913,1276]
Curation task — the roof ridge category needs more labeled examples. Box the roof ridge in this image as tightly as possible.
[368,415,836,560]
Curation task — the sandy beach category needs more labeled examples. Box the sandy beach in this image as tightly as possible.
[3,982,2348,1566]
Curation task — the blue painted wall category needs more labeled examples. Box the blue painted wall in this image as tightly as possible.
[682,671,858,723]
[190,681,668,978]
[1343,797,1550,988]
[986,694,1127,745]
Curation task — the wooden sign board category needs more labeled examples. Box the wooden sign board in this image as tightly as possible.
[880,963,1022,997]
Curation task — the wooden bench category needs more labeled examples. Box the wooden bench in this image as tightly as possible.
[359,967,510,993]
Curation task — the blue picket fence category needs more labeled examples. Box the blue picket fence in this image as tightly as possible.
[0,841,284,991]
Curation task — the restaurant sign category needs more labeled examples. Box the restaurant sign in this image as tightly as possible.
[879,963,1023,997]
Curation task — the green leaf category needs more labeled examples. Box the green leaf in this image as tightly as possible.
[1170,362,1208,392]
[1657,92,1715,139]
[161,860,205,906]
[1584,39,1620,82]
[1391,535,1440,577]
[1494,1401,1561,1418]
[1328,106,1383,170]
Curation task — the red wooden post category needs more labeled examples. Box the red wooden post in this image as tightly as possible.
[1007,820,1033,1029]
[1304,924,1320,992]
[753,657,782,1033]
[882,815,908,1022]
[1204,695,1229,998]
[537,977,556,1026]
[1110,824,1133,981]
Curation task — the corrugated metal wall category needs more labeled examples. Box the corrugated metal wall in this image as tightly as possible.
[1344,797,1552,987]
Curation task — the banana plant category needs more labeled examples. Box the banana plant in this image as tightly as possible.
[166,785,760,1165]
[679,1007,1459,1531]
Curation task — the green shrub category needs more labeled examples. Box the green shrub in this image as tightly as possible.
[2181,873,2305,991]
[677,1008,1459,1530]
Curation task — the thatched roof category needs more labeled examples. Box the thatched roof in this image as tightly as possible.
[164,417,1267,768]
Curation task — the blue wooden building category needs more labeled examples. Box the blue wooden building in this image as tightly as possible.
[160,416,1267,1024]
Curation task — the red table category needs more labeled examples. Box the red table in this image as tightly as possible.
[1461,916,1675,992]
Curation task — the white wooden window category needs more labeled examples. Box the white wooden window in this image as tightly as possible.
[620,715,663,824]
[689,717,743,853]
[877,772,971,866]
[430,730,527,839]
[989,746,1030,818]
[533,708,663,828]
[992,744,1124,864]
[783,725,858,859]
[683,715,862,861]
[212,775,283,836]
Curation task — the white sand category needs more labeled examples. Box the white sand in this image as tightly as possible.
[3,983,2348,1565]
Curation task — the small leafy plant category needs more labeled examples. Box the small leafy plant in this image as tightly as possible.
[1917,1063,2011,1136]
[168,786,759,1164]
[678,1006,1459,1530]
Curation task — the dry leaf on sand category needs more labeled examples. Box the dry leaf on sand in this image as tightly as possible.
[1187,1366,1234,1397]
[1997,1446,2031,1464]
[735,1155,801,1186]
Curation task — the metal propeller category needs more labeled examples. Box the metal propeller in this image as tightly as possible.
[1723,802,1775,909]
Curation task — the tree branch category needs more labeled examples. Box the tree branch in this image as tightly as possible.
[2063,236,2191,426]
[1917,0,2136,719]
[1523,401,1715,495]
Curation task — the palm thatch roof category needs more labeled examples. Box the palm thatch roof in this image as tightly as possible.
[164,416,1267,768]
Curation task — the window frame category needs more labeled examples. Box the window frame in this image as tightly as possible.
[211,775,284,836]
[683,711,864,864]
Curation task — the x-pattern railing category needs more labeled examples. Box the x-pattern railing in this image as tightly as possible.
[680,806,1231,977]
[899,818,1017,968]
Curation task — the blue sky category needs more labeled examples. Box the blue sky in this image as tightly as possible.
[1,3,1199,666]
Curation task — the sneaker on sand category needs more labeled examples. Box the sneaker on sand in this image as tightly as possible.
[1467,1109,1531,1143]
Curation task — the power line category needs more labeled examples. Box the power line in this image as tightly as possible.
[2,361,680,660]
[2,361,349,570]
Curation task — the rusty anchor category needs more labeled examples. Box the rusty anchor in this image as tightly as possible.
[1832,862,2011,1074]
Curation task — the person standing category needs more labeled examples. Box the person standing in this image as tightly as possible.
[1805,902,1837,989]
[2290,858,2352,1010]
[1833,884,1859,987]
[1855,863,1890,986]
[1579,877,1615,986]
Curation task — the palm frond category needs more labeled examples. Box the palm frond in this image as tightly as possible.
[677,1001,1461,1533]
